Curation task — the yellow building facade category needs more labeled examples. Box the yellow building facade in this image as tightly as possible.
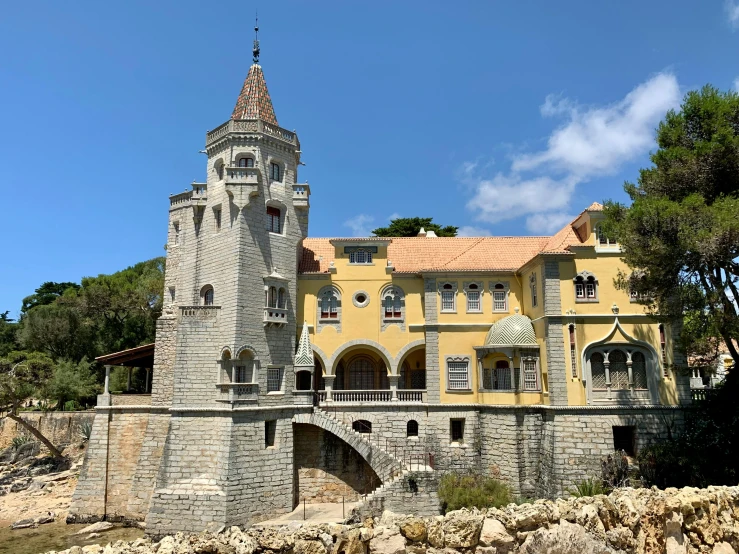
[295,204,688,410]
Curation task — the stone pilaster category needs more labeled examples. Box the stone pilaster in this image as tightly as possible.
[424,277,440,404]
[543,260,568,405]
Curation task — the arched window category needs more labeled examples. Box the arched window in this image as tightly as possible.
[590,352,607,390]
[202,285,214,306]
[278,288,286,309]
[270,162,281,181]
[609,349,629,390]
[234,350,254,384]
[440,283,456,312]
[595,224,618,247]
[268,286,277,308]
[238,157,254,168]
[569,324,577,378]
[348,357,376,390]
[349,249,372,264]
[296,371,312,391]
[494,359,512,390]
[382,286,403,319]
[215,161,224,180]
[320,289,339,319]
[574,271,598,302]
[266,206,281,233]
[465,283,481,312]
[632,351,647,390]
[492,283,508,312]
[352,420,372,434]
[407,420,419,438]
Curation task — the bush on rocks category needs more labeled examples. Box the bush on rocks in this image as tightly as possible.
[438,472,512,513]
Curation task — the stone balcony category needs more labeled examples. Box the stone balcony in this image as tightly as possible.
[217,383,259,404]
[168,184,207,211]
[225,167,261,208]
[292,184,310,209]
[206,119,298,147]
[263,307,288,327]
[316,389,426,404]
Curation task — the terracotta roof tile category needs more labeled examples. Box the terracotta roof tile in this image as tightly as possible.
[231,64,278,125]
[300,237,550,274]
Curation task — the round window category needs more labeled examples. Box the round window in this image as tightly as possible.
[352,291,370,308]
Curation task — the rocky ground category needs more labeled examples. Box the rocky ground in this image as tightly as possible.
[34,485,739,554]
[0,441,85,528]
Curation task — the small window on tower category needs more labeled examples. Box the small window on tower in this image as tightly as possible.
[267,206,281,233]
[270,162,281,181]
[239,157,254,168]
[214,208,221,232]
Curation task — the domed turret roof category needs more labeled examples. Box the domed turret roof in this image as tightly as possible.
[485,310,537,347]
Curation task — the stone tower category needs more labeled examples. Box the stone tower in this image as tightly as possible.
[144,43,313,533]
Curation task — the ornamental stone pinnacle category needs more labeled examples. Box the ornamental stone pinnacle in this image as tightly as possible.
[294,322,314,369]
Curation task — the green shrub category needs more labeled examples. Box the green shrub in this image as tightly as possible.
[438,473,512,513]
[63,400,81,412]
[569,477,606,498]
[78,421,93,442]
[601,450,633,489]
[11,434,33,451]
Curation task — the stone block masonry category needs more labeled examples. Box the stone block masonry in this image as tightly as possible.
[0,411,95,451]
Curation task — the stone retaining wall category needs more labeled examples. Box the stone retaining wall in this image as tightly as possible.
[48,485,739,554]
[0,411,95,450]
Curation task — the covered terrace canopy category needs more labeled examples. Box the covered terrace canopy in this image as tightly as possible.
[96,343,155,395]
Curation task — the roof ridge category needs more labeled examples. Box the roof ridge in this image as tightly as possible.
[435,237,487,269]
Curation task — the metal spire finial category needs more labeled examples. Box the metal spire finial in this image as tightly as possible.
[253,12,260,64]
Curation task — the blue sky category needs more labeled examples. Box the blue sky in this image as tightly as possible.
[1,1,738,317]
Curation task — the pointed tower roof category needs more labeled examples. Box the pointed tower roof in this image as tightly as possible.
[231,64,278,125]
[295,323,314,368]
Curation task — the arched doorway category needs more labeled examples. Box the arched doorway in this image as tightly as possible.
[334,351,389,391]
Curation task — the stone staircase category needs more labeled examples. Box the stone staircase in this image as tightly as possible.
[294,408,437,518]
[294,408,406,482]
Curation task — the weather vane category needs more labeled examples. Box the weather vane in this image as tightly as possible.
[253,12,260,64]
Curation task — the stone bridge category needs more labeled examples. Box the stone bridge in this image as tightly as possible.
[292,408,405,483]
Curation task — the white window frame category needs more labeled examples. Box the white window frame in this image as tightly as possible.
[266,367,284,393]
[446,357,470,391]
[490,281,510,313]
[439,282,458,313]
[266,206,281,234]
[463,282,483,313]
[521,356,540,391]
[381,285,404,321]
[574,271,598,303]
[349,249,373,264]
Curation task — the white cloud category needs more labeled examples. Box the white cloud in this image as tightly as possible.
[343,214,375,237]
[734,77,739,92]
[513,73,680,177]
[387,212,401,221]
[465,72,681,232]
[727,1,739,27]
[525,212,576,235]
[457,226,492,237]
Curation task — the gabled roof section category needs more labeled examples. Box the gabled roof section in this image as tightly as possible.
[542,202,605,254]
[231,64,278,125]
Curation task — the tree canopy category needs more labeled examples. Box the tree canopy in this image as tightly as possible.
[604,85,739,382]
[21,282,80,315]
[371,217,458,237]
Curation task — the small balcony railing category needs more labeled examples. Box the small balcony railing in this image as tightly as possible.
[225,167,260,185]
[315,389,426,403]
[264,307,288,327]
[217,383,259,403]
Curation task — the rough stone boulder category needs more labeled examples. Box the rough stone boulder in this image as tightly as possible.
[399,518,427,543]
[369,527,405,554]
[478,517,515,552]
[518,520,618,554]
[442,509,483,548]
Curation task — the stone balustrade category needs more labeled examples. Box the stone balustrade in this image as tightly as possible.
[217,383,258,403]
[206,119,298,146]
[263,307,288,326]
[179,306,220,320]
